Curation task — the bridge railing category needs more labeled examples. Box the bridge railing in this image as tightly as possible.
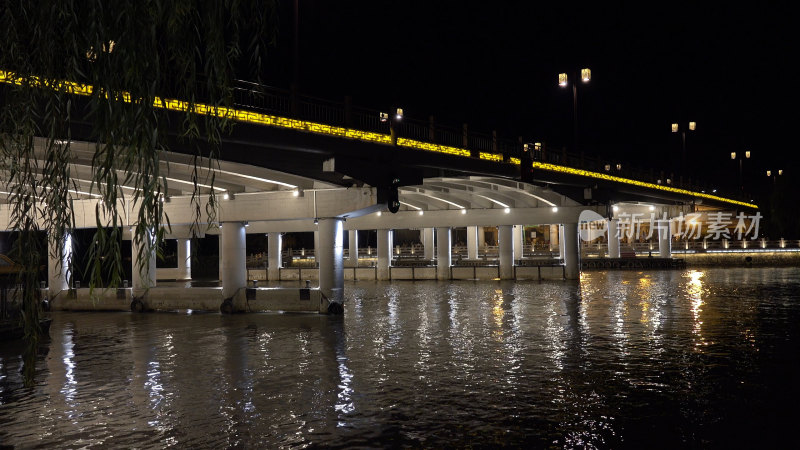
[227,80,741,200]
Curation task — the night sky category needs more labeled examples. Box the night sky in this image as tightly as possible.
[259,1,795,198]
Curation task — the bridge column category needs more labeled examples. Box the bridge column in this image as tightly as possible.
[48,233,72,296]
[132,233,157,292]
[221,222,246,299]
[436,227,452,280]
[422,227,435,260]
[317,218,344,302]
[498,225,514,279]
[563,223,580,280]
[607,219,621,258]
[377,229,392,280]
[347,230,359,267]
[268,232,282,281]
[658,219,672,258]
[314,230,320,263]
[549,224,560,253]
[513,225,524,260]
[177,238,192,280]
[467,226,479,259]
[477,227,486,248]
[558,224,565,259]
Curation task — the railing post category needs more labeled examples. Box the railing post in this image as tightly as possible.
[561,146,567,165]
[464,123,476,158]
[429,115,435,142]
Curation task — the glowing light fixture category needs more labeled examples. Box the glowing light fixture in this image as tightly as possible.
[395,108,403,120]
[377,211,382,217]
[689,121,696,131]
[223,192,230,200]
[534,142,542,150]
[461,209,467,214]
[767,170,772,177]
[379,112,388,123]
[671,123,679,133]
[418,210,424,216]
[581,68,591,82]
[731,152,736,160]
[745,150,751,159]
[558,73,568,87]
[648,205,655,211]
[779,169,783,175]
[504,207,511,214]
[604,164,611,171]
[612,205,619,212]
[552,206,558,213]
[616,163,622,171]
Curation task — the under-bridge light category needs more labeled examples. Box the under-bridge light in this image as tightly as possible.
[581,68,591,82]
[380,112,389,123]
[395,108,403,120]
[558,73,568,87]
[671,123,679,133]
[731,152,736,160]
[418,210,424,216]
[551,206,558,213]
[504,207,511,214]
[767,170,772,177]
[461,209,467,214]
[612,205,619,212]
[689,121,696,131]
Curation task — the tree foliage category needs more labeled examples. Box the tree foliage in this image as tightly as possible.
[0,0,277,363]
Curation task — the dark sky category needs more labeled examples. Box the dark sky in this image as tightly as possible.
[260,1,795,194]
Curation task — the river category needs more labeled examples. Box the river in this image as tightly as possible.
[1,268,799,448]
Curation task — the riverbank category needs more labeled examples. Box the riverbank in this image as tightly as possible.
[676,250,800,267]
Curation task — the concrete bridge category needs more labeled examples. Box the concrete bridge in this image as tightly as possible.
[0,73,758,312]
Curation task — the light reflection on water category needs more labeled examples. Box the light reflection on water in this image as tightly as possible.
[1,267,799,448]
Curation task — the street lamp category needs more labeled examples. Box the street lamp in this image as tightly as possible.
[730,150,751,193]
[558,68,591,152]
[766,168,783,186]
[671,121,696,172]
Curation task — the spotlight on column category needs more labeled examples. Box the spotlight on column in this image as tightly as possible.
[244,221,250,227]
[293,188,304,197]
[377,211,382,217]
[313,218,319,225]
[551,206,558,213]
[395,108,403,121]
[461,209,467,214]
[504,207,511,214]
[418,210,424,216]
[612,205,619,212]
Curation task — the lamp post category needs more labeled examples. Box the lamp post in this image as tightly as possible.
[558,68,591,152]
[766,168,783,186]
[671,121,696,173]
[730,150,751,193]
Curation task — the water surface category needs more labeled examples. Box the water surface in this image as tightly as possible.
[1,268,799,448]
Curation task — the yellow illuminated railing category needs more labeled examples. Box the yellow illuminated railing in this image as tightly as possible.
[531,162,757,209]
[0,69,755,209]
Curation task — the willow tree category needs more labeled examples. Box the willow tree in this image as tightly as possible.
[0,1,277,356]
